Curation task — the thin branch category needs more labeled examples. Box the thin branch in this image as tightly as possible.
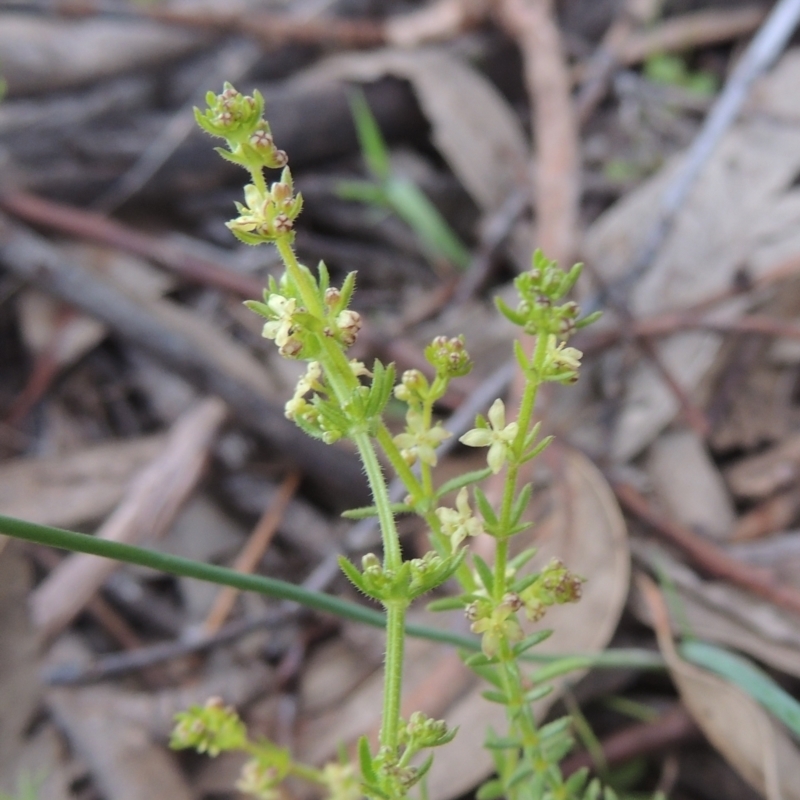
[614,481,800,617]
[0,190,263,297]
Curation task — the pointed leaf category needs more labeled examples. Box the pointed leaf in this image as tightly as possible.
[436,467,493,499]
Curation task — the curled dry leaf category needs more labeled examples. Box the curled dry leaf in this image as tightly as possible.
[295,445,630,800]
[638,572,800,800]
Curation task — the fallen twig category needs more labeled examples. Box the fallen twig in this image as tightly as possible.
[494,0,579,267]
[619,6,767,67]
[561,703,699,776]
[614,480,800,617]
[0,190,263,297]
[203,470,301,635]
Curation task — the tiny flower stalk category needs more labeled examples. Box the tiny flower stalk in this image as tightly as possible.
[182,85,604,800]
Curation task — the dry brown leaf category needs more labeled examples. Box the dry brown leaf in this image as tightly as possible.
[584,50,800,462]
[0,435,165,528]
[647,429,736,540]
[296,446,629,800]
[638,573,800,800]
[292,47,529,212]
[725,432,800,501]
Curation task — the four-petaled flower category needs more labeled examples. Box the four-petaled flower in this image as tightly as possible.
[459,399,518,474]
[436,488,484,549]
[262,295,297,348]
[394,408,451,466]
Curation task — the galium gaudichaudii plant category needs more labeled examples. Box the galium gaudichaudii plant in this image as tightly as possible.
[170,83,617,800]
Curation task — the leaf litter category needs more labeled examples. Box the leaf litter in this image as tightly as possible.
[2,1,800,797]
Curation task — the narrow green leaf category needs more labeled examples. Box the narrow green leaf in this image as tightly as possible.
[336,179,388,206]
[358,736,378,785]
[476,779,505,800]
[473,487,498,528]
[510,483,533,526]
[509,547,538,572]
[463,651,499,668]
[414,754,434,784]
[469,662,503,689]
[512,630,553,657]
[386,179,470,270]
[680,640,800,739]
[348,88,391,181]
[565,767,589,795]
[507,763,534,789]
[472,554,494,595]
[337,556,369,596]
[482,689,510,704]
[342,501,410,520]
[484,734,522,750]
[426,595,469,612]
[523,685,553,704]
[435,467,493,499]
[521,435,554,463]
[513,338,530,373]
[576,310,603,329]
[316,260,330,296]
[539,716,572,740]
[495,296,525,327]
[531,656,593,684]
[338,271,357,311]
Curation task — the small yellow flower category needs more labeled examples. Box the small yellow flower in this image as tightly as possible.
[459,399,518,473]
[394,408,451,466]
[435,488,484,549]
[262,295,297,348]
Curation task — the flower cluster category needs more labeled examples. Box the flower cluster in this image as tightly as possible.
[519,558,585,622]
[171,697,247,756]
[467,593,524,657]
[424,335,472,378]
[194,83,287,169]
[227,169,303,245]
[496,249,598,341]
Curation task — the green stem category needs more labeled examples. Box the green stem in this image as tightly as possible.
[275,236,324,318]
[382,601,407,753]
[247,163,267,197]
[351,431,408,755]
[354,432,402,571]
[0,514,446,648]
[493,334,551,599]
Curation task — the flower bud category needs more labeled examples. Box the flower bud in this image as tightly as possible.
[336,309,362,347]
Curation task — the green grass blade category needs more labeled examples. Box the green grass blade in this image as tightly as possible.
[386,179,471,270]
[348,88,391,181]
[680,640,800,740]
